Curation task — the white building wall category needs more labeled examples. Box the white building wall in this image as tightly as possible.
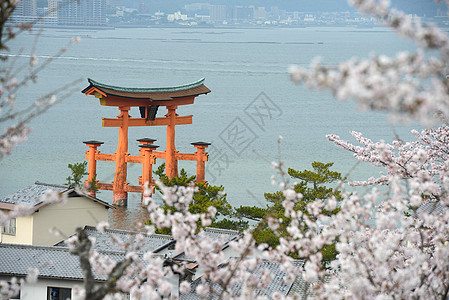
[33,196,109,246]
[19,278,80,300]
[1,214,34,245]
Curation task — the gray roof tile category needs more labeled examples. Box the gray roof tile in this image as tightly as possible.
[0,244,115,280]
[288,273,330,298]
[181,260,303,299]
[0,182,113,209]
[417,201,448,215]
[0,182,68,206]
[203,227,239,244]
[57,226,174,254]
[173,227,239,261]
[0,243,166,282]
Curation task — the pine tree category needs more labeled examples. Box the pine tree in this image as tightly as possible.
[236,162,343,262]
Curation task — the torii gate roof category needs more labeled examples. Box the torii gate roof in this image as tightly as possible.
[82,78,210,103]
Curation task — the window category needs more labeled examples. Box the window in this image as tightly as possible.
[7,281,20,299]
[2,218,16,235]
[47,287,71,300]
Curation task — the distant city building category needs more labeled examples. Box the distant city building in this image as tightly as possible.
[185,3,210,12]
[293,11,300,20]
[195,14,211,23]
[232,6,254,22]
[57,0,106,26]
[138,0,149,14]
[167,11,188,22]
[304,14,315,22]
[254,7,267,20]
[48,0,58,18]
[15,0,37,17]
[209,5,227,22]
[9,0,58,25]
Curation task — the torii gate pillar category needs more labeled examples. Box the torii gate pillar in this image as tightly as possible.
[165,106,178,179]
[113,106,130,205]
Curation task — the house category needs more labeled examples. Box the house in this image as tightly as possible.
[0,226,182,299]
[0,225,311,299]
[180,260,310,299]
[55,225,175,254]
[0,243,137,300]
[0,182,113,246]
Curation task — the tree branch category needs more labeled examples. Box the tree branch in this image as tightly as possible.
[69,227,134,300]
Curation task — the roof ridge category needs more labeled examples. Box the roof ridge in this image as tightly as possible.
[0,243,70,252]
[85,225,149,235]
[204,227,239,234]
[87,78,206,93]
[84,225,173,239]
[150,233,174,239]
[0,242,167,258]
[34,181,70,190]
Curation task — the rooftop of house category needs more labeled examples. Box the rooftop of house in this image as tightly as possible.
[0,226,240,282]
[0,182,67,206]
[0,243,127,281]
[56,226,175,254]
[418,201,447,215]
[0,182,114,210]
[0,243,308,298]
[181,259,305,299]
[0,227,309,298]
[202,227,240,243]
[173,227,240,260]
[55,226,240,260]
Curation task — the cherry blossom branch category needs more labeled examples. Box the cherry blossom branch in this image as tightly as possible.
[290,0,449,125]
[69,227,134,300]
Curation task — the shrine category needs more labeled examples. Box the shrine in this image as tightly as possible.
[81,78,211,206]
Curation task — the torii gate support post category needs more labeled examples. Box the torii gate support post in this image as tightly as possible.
[192,142,211,183]
[113,106,130,206]
[137,138,156,186]
[83,140,104,197]
[139,144,158,194]
[165,106,178,179]
[138,138,157,187]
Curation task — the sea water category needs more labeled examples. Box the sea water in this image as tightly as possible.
[0,26,420,228]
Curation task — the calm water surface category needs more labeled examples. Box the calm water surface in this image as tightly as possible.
[1,27,420,229]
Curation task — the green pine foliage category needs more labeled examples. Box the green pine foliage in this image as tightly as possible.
[66,161,88,188]
[235,205,267,221]
[149,163,248,234]
[239,161,344,263]
[66,161,99,194]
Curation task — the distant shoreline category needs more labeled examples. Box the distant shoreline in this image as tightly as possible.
[18,23,391,31]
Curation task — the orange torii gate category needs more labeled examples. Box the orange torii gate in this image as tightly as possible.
[81,78,211,206]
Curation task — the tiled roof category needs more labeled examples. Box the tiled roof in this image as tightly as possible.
[203,227,239,244]
[288,273,331,298]
[180,260,303,299]
[173,227,239,261]
[0,229,310,298]
[87,78,206,93]
[288,275,313,298]
[0,182,68,206]
[0,243,120,281]
[82,78,211,101]
[417,201,448,215]
[57,226,174,254]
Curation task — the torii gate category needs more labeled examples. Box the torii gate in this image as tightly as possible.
[81,78,211,206]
